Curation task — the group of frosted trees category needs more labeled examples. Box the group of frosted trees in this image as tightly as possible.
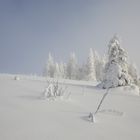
[43,35,139,89]
[43,49,105,81]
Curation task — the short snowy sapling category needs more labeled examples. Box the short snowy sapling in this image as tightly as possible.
[42,80,67,99]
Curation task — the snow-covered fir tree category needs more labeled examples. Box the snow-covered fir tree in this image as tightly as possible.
[128,62,140,86]
[59,62,66,79]
[44,53,55,78]
[100,55,106,81]
[93,50,105,81]
[66,53,78,79]
[99,35,132,88]
[85,48,96,81]
[77,63,87,80]
[54,62,61,78]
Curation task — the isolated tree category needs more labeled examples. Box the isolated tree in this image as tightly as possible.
[45,53,55,78]
[93,50,100,81]
[99,35,131,88]
[86,48,96,81]
[128,62,139,86]
[59,62,66,79]
[54,62,61,78]
[43,65,47,77]
[66,53,78,79]
[93,50,105,81]
[99,56,106,81]
[77,63,87,80]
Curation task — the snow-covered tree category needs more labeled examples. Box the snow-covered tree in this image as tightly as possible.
[128,62,140,86]
[43,64,47,77]
[85,48,96,81]
[93,50,105,81]
[99,35,131,89]
[54,62,61,78]
[66,53,78,79]
[100,55,106,81]
[59,62,66,79]
[44,53,55,78]
[42,80,67,99]
[77,63,87,80]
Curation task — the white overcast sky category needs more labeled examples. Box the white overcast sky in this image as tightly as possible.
[0,0,140,74]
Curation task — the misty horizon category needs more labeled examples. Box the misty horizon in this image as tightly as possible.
[0,0,140,75]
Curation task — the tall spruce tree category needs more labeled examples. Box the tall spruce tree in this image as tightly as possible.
[66,53,78,79]
[99,35,131,88]
[46,53,55,78]
[86,48,96,81]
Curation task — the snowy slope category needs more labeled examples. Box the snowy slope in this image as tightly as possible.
[0,74,140,140]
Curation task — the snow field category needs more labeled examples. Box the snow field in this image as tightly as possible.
[0,74,140,140]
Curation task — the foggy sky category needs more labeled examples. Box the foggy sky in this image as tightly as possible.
[0,0,140,75]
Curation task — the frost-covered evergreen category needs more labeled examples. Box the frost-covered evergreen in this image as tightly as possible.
[100,56,106,81]
[77,64,87,80]
[42,80,67,99]
[43,36,139,85]
[66,53,78,79]
[44,53,55,78]
[54,63,61,78]
[94,50,105,81]
[128,62,140,86]
[99,35,131,88]
[86,48,96,81]
[59,62,67,79]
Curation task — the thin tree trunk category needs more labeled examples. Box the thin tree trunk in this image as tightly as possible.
[89,88,110,123]
[94,88,110,115]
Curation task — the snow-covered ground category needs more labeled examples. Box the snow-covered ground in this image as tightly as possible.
[0,74,140,140]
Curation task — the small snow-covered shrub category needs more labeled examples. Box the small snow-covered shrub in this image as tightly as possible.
[42,80,67,100]
[14,76,20,81]
[123,85,140,96]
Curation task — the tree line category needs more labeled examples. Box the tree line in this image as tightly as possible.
[43,35,140,88]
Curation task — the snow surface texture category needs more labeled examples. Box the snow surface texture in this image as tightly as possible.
[0,74,140,140]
